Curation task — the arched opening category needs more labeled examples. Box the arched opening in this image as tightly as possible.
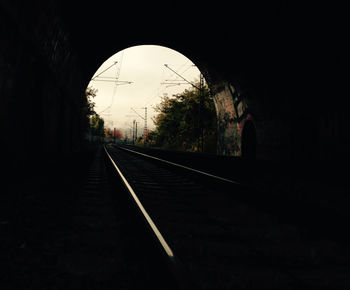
[241,120,256,160]
[86,45,217,153]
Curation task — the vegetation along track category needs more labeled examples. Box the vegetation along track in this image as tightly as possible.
[104,144,350,290]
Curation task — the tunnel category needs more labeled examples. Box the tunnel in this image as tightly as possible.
[1,1,346,167]
[1,1,348,289]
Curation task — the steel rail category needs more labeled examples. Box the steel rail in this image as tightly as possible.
[104,145,174,258]
[119,146,240,185]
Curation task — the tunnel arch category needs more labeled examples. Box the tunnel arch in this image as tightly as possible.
[86,44,221,152]
[85,43,263,157]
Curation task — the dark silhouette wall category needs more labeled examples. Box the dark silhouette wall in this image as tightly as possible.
[241,120,256,160]
[1,1,86,172]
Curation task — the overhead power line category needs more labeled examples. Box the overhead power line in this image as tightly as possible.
[163,64,200,90]
[94,53,132,116]
[91,61,118,81]
[91,79,133,84]
[143,62,195,106]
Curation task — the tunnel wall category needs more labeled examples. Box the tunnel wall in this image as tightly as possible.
[0,1,86,172]
[212,81,291,160]
[213,83,239,156]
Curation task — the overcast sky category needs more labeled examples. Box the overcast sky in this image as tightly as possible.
[87,45,201,136]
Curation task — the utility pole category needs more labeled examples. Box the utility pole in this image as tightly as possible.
[144,107,147,146]
[199,73,204,152]
[131,107,147,139]
[144,107,147,136]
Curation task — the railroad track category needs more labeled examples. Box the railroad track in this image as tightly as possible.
[104,144,350,290]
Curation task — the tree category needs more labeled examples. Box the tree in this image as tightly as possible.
[81,86,101,139]
[113,129,123,140]
[90,114,105,137]
[83,86,107,139]
[153,84,217,152]
[104,128,112,138]
[103,128,123,140]
[83,87,97,118]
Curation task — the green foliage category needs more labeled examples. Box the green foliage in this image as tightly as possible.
[89,114,105,137]
[153,84,217,152]
[82,86,105,138]
[80,86,97,135]
[83,87,97,118]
